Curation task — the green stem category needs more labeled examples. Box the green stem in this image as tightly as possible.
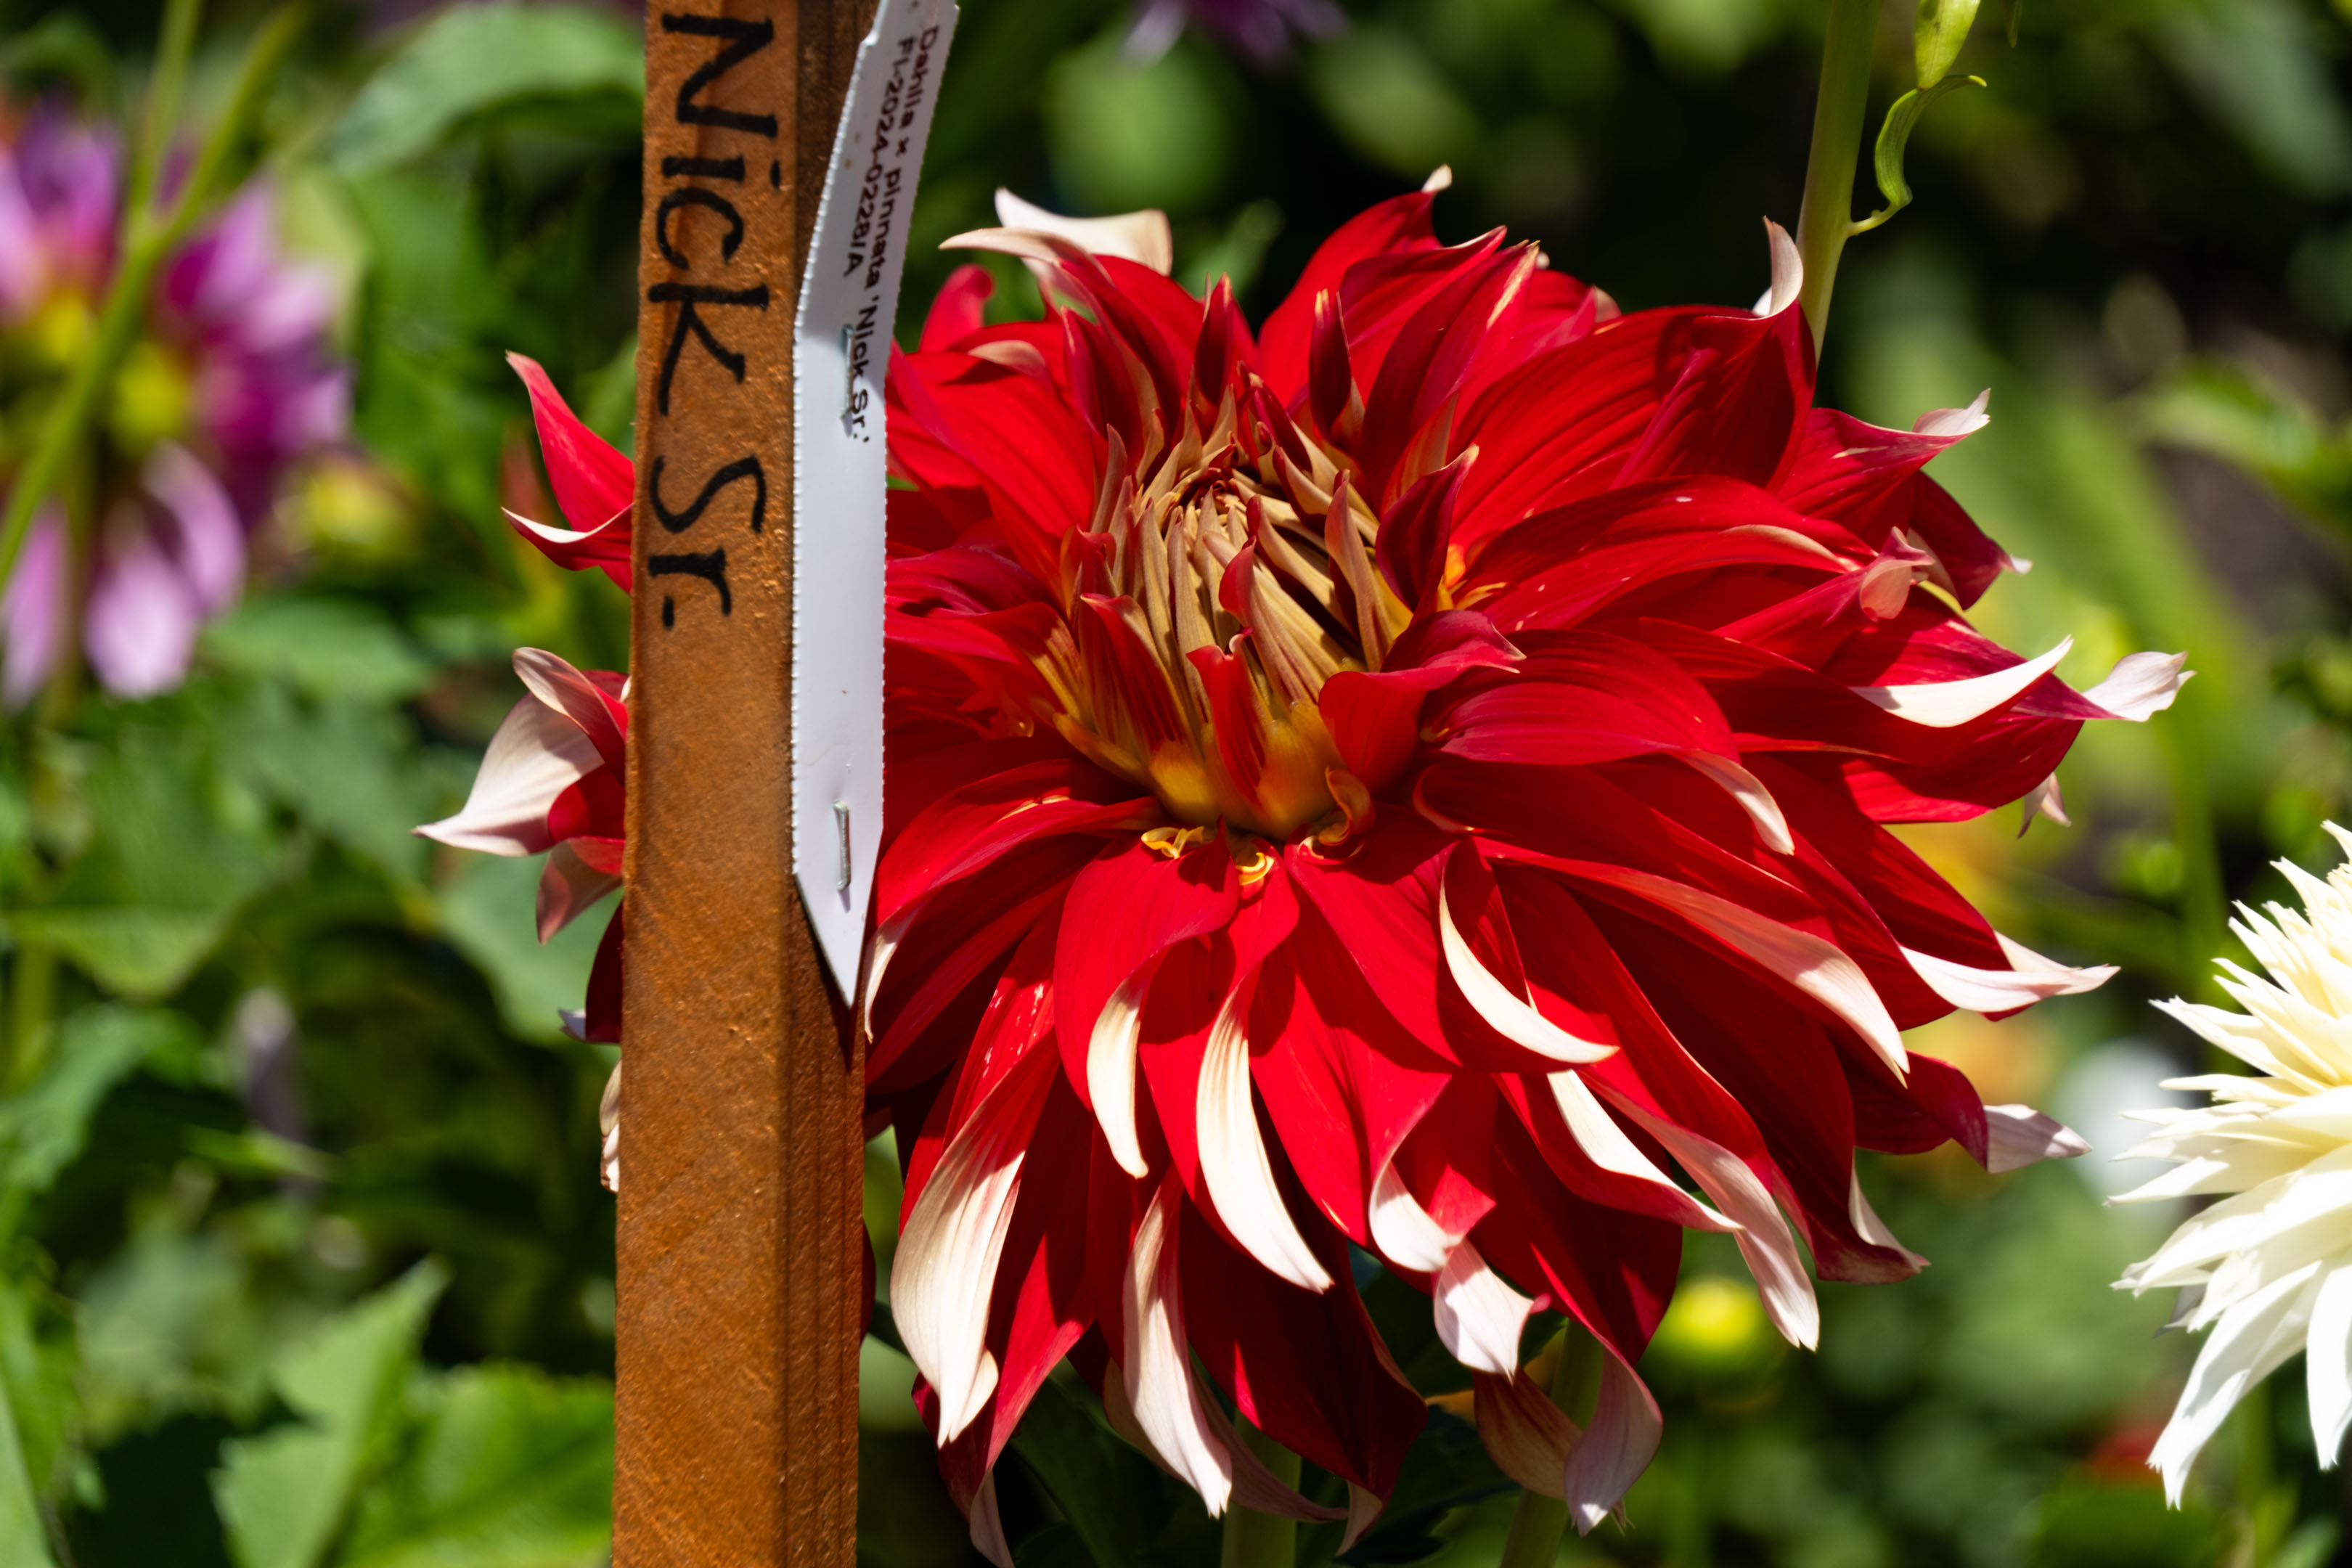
[0,2,306,595]
[1220,1418,1302,1568]
[2156,701,2227,1003]
[8,942,54,1093]
[130,0,205,220]
[1792,0,1881,355]
[1498,1320,1605,1568]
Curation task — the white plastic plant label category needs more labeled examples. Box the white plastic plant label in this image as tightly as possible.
[793,0,957,995]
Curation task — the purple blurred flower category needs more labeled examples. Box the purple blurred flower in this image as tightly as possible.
[1125,0,1345,65]
[0,105,350,704]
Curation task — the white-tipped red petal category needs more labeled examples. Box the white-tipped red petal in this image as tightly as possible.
[513,648,625,769]
[1434,1240,1539,1375]
[1088,962,1157,1179]
[1123,1185,1240,1513]
[2019,771,2070,834]
[1437,881,1617,1065]
[1677,751,1795,855]
[1912,389,1990,440]
[415,690,600,855]
[969,1470,1013,1568]
[1369,1161,1460,1274]
[2082,650,2193,721]
[1852,638,2072,728]
[1756,219,1802,318]
[1603,870,1906,1077]
[1983,1103,2091,1172]
[1849,1172,1925,1268]
[1903,942,2115,1013]
[992,188,1174,274]
[536,841,622,942]
[1609,1095,1819,1349]
[894,1053,1053,1442]
[1197,972,1334,1292]
[1549,1071,1734,1233]
[1564,1349,1663,1534]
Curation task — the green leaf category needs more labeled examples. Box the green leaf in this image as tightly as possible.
[214,1262,450,1568]
[1005,1378,1216,1568]
[1851,76,1980,237]
[1914,0,1981,88]
[337,1365,612,1568]
[12,727,285,999]
[223,684,439,886]
[0,1006,193,1203]
[0,1277,83,1518]
[434,857,606,1044]
[0,1336,57,1568]
[202,599,437,706]
[328,2,643,173]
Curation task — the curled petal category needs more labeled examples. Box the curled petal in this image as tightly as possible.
[1434,1239,1539,1375]
[537,840,622,942]
[1676,751,1794,855]
[2082,649,2192,721]
[1118,1183,1342,1520]
[1437,873,1617,1065]
[992,189,1173,274]
[1198,970,1334,1292]
[1549,1071,1734,1233]
[1369,1160,1459,1273]
[1608,1095,1818,1349]
[1848,1172,1924,1268]
[1089,961,1159,1177]
[1903,941,2115,1013]
[513,648,626,770]
[969,1470,1013,1568]
[416,692,602,855]
[507,352,635,534]
[1593,867,1906,1079]
[1983,1103,2091,1172]
[2018,772,2070,834]
[1472,1368,1575,1497]
[895,1048,1055,1442]
[1564,1348,1663,1533]
[1852,638,2072,728]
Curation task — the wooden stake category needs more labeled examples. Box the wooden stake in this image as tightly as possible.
[617,3,870,1563]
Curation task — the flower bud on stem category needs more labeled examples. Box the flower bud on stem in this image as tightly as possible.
[1498,1319,1605,1568]
[1793,0,1881,355]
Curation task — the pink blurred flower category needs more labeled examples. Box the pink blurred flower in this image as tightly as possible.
[1126,0,1345,65]
[0,104,351,703]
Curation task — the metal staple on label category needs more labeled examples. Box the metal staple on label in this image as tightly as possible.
[833,801,852,891]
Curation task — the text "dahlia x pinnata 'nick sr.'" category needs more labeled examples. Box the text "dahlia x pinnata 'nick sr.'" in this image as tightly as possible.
[2118,824,2352,1502]
[422,180,2188,1552]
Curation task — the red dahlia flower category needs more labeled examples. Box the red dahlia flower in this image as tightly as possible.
[458,189,2186,1552]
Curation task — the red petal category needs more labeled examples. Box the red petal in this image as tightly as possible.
[1257,187,1444,397]
[507,353,636,536]
[921,265,996,351]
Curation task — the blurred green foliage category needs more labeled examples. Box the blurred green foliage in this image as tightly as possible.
[0,0,2348,1562]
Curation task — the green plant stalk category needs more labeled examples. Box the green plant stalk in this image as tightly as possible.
[129,0,204,219]
[1792,0,1882,354]
[7,942,54,1094]
[2157,701,2227,1005]
[1498,1320,1605,1568]
[1220,1418,1302,1568]
[0,2,306,600]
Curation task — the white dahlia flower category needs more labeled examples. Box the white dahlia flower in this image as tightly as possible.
[2117,822,2352,1500]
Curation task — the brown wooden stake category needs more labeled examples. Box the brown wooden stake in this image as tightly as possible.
[617,2,871,1563]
